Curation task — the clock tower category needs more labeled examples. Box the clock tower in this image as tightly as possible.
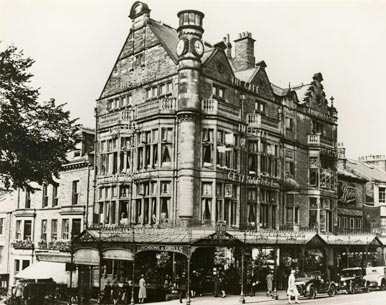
[176,10,204,226]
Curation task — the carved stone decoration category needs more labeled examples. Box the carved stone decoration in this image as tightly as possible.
[78,231,97,243]
[177,111,197,124]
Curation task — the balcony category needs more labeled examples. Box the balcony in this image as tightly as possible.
[246,113,280,133]
[307,134,335,148]
[202,99,241,121]
[98,110,133,129]
[135,97,176,119]
[12,239,33,250]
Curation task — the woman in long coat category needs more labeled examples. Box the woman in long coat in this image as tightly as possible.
[138,274,147,303]
[287,270,299,304]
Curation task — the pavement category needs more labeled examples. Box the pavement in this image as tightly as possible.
[148,291,288,305]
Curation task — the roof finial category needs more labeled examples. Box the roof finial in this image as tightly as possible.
[330,96,335,106]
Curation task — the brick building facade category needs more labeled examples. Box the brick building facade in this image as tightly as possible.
[94,1,338,233]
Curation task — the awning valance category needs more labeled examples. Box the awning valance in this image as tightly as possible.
[15,261,68,284]
[337,208,363,217]
[74,248,100,265]
[103,249,134,261]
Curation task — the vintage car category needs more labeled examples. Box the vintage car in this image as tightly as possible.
[295,271,337,299]
[338,267,370,294]
[363,266,386,290]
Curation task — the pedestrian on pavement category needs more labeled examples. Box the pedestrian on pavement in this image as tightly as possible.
[213,269,220,297]
[138,274,147,303]
[179,272,187,303]
[112,281,120,305]
[287,270,299,304]
[266,271,273,296]
[103,280,112,304]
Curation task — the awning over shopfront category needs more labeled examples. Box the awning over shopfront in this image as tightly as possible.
[103,249,134,260]
[15,261,68,284]
[74,248,100,265]
[337,208,363,217]
[321,234,382,247]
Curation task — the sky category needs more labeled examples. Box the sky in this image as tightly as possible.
[1,0,386,159]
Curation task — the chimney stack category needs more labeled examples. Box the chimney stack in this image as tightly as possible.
[233,31,255,71]
[223,34,232,58]
[337,142,347,169]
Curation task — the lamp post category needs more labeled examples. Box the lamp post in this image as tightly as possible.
[272,233,279,300]
[239,231,246,304]
[130,227,136,305]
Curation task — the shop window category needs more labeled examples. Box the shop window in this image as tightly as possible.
[379,187,386,203]
[41,220,47,241]
[51,219,57,240]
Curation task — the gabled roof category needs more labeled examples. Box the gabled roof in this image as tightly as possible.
[338,168,367,181]
[271,83,290,97]
[346,159,386,183]
[234,67,260,83]
[147,19,179,64]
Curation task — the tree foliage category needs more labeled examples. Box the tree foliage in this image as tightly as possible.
[0,45,78,190]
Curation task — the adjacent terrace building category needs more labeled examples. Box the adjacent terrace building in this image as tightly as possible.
[8,127,95,286]
[94,1,338,233]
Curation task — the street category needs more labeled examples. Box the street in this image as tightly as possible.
[177,291,386,305]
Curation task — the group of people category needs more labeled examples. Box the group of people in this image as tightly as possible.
[102,275,147,305]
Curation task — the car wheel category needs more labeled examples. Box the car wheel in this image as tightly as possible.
[365,282,371,293]
[328,285,336,297]
[381,280,386,291]
[348,283,355,294]
[308,285,317,299]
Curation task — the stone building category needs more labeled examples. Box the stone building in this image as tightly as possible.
[338,144,386,233]
[337,145,367,233]
[94,1,338,233]
[8,126,95,286]
[0,190,14,292]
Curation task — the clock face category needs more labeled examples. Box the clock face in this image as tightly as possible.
[193,39,204,57]
[176,39,187,57]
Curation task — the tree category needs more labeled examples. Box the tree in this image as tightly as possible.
[0,45,78,190]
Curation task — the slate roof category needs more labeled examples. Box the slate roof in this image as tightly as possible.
[338,168,367,181]
[148,19,179,64]
[234,67,260,83]
[271,83,290,97]
[346,159,386,183]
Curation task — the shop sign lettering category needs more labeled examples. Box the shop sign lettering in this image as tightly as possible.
[338,181,356,204]
[136,245,187,255]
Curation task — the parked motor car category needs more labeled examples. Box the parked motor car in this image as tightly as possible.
[338,267,370,294]
[364,266,386,290]
[295,271,337,299]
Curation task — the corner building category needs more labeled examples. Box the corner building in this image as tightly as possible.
[95,2,338,232]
